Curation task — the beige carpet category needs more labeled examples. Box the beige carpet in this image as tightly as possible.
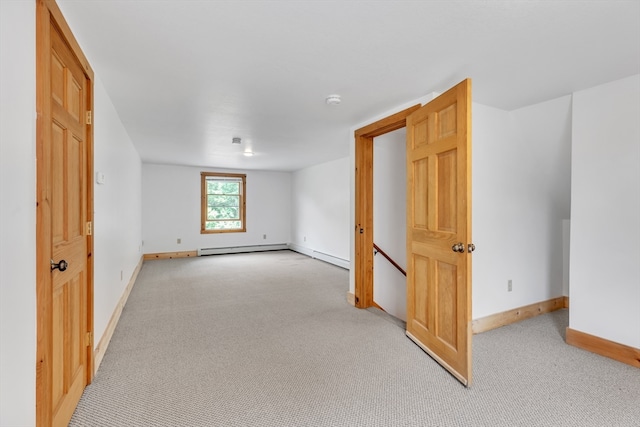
[70,250,640,426]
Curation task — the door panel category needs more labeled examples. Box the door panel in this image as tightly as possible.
[406,79,472,386]
[37,1,94,424]
[50,23,88,427]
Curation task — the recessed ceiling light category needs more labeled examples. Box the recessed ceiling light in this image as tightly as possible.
[243,151,254,157]
[325,94,341,105]
[232,137,242,144]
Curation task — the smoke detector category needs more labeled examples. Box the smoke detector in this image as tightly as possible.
[325,94,341,106]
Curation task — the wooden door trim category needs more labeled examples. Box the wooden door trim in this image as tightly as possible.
[36,0,94,425]
[354,105,420,308]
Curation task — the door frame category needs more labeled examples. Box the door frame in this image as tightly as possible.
[354,105,420,308]
[36,0,94,425]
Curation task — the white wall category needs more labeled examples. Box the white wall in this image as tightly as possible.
[290,157,350,263]
[0,2,36,425]
[373,129,407,320]
[472,96,572,318]
[142,164,291,253]
[570,74,640,348]
[93,77,143,343]
[0,4,143,424]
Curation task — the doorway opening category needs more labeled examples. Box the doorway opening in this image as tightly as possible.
[354,105,420,308]
[372,128,408,321]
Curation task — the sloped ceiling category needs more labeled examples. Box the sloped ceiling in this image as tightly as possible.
[57,0,640,171]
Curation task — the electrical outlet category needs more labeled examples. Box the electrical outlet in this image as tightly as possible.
[508,279,513,292]
[177,238,181,244]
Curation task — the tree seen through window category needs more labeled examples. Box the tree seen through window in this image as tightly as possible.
[201,173,246,233]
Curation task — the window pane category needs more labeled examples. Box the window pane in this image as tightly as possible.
[207,195,239,208]
[207,181,240,195]
[207,206,239,220]
[205,220,242,230]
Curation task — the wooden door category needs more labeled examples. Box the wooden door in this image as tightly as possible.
[405,79,473,386]
[36,1,94,426]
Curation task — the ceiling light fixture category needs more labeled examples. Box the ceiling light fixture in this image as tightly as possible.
[325,94,341,106]
[243,151,254,157]
[232,137,241,144]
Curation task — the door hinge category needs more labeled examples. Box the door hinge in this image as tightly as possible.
[85,331,93,346]
[86,221,92,236]
[86,111,92,125]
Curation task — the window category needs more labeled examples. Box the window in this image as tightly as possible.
[201,172,246,233]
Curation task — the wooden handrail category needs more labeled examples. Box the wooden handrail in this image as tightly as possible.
[373,243,406,276]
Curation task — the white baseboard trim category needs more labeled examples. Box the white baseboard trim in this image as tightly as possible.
[93,255,143,373]
[288,243,314,257]
[197,243,289,256]
[288,243,350,270]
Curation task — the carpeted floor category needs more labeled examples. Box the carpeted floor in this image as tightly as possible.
[70,250,640,426]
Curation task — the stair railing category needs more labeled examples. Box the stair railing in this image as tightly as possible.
[373,243,406,277]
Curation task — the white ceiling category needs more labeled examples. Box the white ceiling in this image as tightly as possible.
[57,0,640,172]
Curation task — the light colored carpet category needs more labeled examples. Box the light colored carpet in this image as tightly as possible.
[70,250,640,426]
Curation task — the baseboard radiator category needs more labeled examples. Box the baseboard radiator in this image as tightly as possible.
[197,243,289,256]
[312,250,349,270]
[288,243,350,270]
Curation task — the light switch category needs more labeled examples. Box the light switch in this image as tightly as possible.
[96,172,105,184]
